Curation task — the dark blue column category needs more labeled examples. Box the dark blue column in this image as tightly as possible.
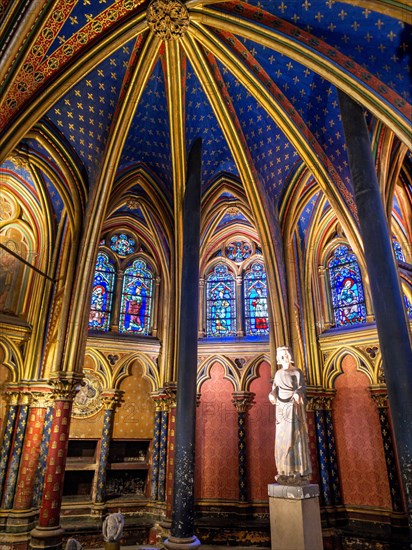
[314,407,332,507]
[2,403,29,509]
[0,397,18,502]
[32,405,54,508]
[95,409,114,504]
[165,138,202,548]
[312,395,341,508]
[150,405,162,501]
[338,91,412,527]
[158,408,169,501]
[232,392,254,503]
[324,406,341,506]
[371,391,404,513]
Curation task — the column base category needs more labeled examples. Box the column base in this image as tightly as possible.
[268,483,323,550]
[30,525,65,550]
[6,509,38,534]
[163,535,201,549]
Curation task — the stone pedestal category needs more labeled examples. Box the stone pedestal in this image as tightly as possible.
[268,484,323,550]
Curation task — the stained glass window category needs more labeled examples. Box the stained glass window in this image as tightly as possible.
[244,262,269,335]
[328,245,367,327]
[119,259,153,334]
[225,240,252,263]
[392,237,405,262]
[110,233,135,257]
[206,263,236,337]
[404,295,412,319]
[89,253,115,331]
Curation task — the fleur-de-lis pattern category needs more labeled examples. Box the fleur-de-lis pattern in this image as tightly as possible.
[0,405,18,502]
[33,406,54,507]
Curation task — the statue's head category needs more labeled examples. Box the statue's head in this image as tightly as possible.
[276,346,294,366]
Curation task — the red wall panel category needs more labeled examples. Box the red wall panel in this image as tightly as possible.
[333,355,391,509]
[195,362,238,500]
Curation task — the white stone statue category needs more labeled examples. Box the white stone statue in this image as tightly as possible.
[102,512,124,543]
[268,346,312,486]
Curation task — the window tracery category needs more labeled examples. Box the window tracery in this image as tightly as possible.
[206,263,236,337]
[88,233,156,336]
[88,252,115,332]
[328,245,367,327]
[204,242,269,338]
[119,259,153,335]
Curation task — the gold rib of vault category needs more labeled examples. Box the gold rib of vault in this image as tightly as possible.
[0,13,149,165]
[181,30,289,347]
[62,33,162,374]
[190,9,411,148]
[342,0,411,23]
[190,20,362,249]
[165,39,187,381]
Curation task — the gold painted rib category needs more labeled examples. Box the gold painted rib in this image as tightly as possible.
[190,20,362,250]
[165,38,187,381]
[0,14,149,165]
[191,9,411,147]
[182,30,288,347]
[63,33,162,373]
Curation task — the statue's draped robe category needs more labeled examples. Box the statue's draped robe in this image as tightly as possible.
[271,367,312,478]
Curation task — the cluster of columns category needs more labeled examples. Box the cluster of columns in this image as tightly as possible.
[0,379,126,549]
[307,388,404,517]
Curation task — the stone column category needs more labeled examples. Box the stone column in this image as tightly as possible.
[151,276,161,337]
[110,270,124,331]
[232,392,254,502]
[150,393,164,501]
[94,390,122,508]
[164,138,202,549]
[0,391,19,504]
[198,278,205,338]
[32,405,54,509]
[158,403,169,503]
[30,376,79,550]
[317,266,331,331]
[338,91,412,524]
[164,384,177,524]
[309,394,341,508]
[13,390,53,512]
[2,393,30,509]
[235,276,245,337]
[370,389,404,513]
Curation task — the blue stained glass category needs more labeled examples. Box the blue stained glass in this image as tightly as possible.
[392,237,405,262]
[244,262,269,336]
[225,240,252,263]
[328,245,367,327]
[89,253,115,331]
[110,233,135,257]
[206,263,236,337]
[119,259,153,335]
[404,295,412,320]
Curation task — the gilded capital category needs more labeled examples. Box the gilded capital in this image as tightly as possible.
[50,375,81,401]
[370,389,388,409]
[101,390,123,410]
[232,392,254,413]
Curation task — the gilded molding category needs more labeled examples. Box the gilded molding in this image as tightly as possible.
[182,30,288,346]
[147,0,189,41]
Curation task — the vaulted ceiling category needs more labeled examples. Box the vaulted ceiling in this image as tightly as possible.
[0,0,410,236]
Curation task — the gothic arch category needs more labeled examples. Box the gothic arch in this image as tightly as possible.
[323,347,374,390]
[197,355,239,393]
